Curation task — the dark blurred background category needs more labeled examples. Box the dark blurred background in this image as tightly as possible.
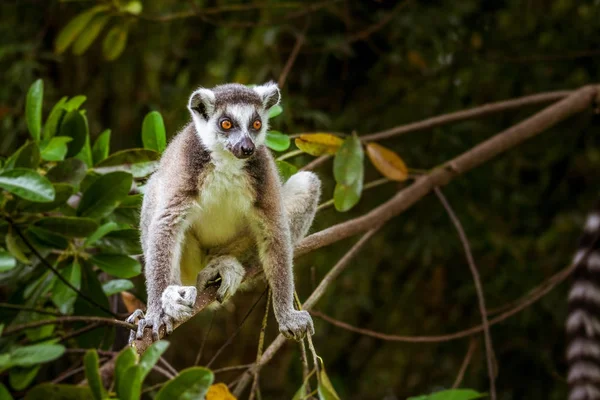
[2,0,600,399]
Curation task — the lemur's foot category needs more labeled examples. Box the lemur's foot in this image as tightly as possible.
[126,285,196,343]
[278,310,315,341]
[196,256,245,303]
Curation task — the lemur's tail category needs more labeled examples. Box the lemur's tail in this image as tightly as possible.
[567,202,600,400]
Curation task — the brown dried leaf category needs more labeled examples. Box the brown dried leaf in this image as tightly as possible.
[366,143,408,181]
[121,291,145,314]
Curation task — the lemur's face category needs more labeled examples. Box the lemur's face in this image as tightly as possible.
[187,82,280,160]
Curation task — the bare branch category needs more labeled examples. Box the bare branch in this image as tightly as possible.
[452,339,477,389]
[2,316,135,336]
[278,30,307,88]
[0,302,63,317]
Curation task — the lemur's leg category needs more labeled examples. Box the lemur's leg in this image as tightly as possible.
[281,171,321,245]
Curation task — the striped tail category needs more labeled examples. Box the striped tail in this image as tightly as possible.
[567,204,600,400]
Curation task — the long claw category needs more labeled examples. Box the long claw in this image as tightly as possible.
[136,318,147,340]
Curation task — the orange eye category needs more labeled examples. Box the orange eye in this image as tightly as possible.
[220,119,232,130]
[253,120,262,130]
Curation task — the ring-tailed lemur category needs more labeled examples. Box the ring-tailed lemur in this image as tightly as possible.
[127,82,321,342]
[567,202,600,400]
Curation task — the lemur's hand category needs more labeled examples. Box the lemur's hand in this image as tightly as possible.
[278,310,315,341]
[196,256,245,303]
[126,285,196,343]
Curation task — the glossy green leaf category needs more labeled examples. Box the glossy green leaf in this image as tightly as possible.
[10,344,65,367]
[5,141,41,170]
[72,14,110,55]
[333,133,364,185]
[142,111,166,153]
[333,168,363,212]
[43,97,68,140]
[102,279,134,296]
[46,158,87,187]
[59,110,88,158]
[84,221,120,247]
[16,183,74,213]
[92,129,111,165]
[103,25,128,61]
[6,231,29,264]
[96,229,141,254]
[27,227,69,250]
[155,367,214,400]
[119,194,143,208]
[40,136,72,162]
[0,383,13,400]
[139,340,170,379]
[77,171,132,219]
[25,79,43,141]
[91,254,141,278]
[268,104,283,118]
[76,131,94,167]
[51,261,81,314]
[118,365,142,400]
[35,217,98,237]
[63,96,87,112]
[276,160,298,182]
[114,347,137,397]
[317,358,341,400]
[10,365,40,391]
[407,389,487,400]
[54,5,109,54]
[25,383,92,400]
[0,169,55,202]
[265,130,290,152]
[0,252,16,272]
[84,350,107,400]
[94,149,160,178]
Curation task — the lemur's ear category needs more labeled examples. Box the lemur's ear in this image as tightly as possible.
[253,81,281,110]
[188,88,216,120]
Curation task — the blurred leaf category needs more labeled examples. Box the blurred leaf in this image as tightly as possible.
[51,261,81,315]
[10,344,65,368]
[96,229,141,254]
[265,131,290,152]
[156,367,214,400]
[43,97,67,140]
[206,383,236,400]
[85,221,120,247]
[77,171,132,219]
[0,252,16,272]
[63,96,87,112]
[84,350,107,400]
[92,129,111,165]
[0,383,13,399]
[103,25,128,61]
[35,217,98,237]
[46,158,87,187]
[6,231,29,264]
[142,111,166,153]
[25,384,92,400]
[9,365,40,391]
[291,383,308,400]
[40,137,73,162]
[60,110,88,158]
[139,340,169,379]
[94,149,160,178]
[72,14,110,55]
[5,142,41,170]
[123,1,143,15]
[102,279,134,296]
[119,365,142,400]
[55,5,109,54]
[25,79,43,141]
[75,132,93,167]
[268,104,283,118]
[333,133,364,185]
[121,291,145,314]
[295,134,343,156]
[16,183,74,213]
[333,170,363,212]
[407,389,486,400]
[91,254,141,278]
[0,169,55,202]
[317,358,341,400]
[366,143,408,181]
[276,160,298,182]
[27,227,69,250]
[114,347,137,397]
[119,194,142,208]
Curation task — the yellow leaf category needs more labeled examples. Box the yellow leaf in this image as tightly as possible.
[295,133,344,156]
[206,383,237,400]
[366,143,408,181]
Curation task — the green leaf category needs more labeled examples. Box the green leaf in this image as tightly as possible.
[84,350,107,400]
[54,5,109,54]
[0,252,16,272]
[10,344,65,367]
[103,25,128,61]
[51,261,81,314]
[46,158,87,187]
[333,168,363,212]
[94,149,160,178]
[333,133,364,185]
[27,227,69,250]
[25,383,92,400]
[114,347,137,397]
[25,79,43,141]
[0,169,55,202]
[265,130,290,152]
[9,365,40,391]
[43,97,68,140]
[72,14,111,55]
[276,160,298,182]
[76,131,94,167]
[317,358,341,400]
[92,129,111,165]
[142,111,167,153]
[91,254,141,278]
[40,136,73,162]
[35,217,98,237]
[6,231,29,264]
[5,141,41,170]
[407,389,487,400]
[60,110,88,158]
[139,340,170,379]
[0,383,14,400]
[96,229,141,254]
[63,96,87,112]
[77,171,132,219]
[16,183,74,213]
[119,365,142,400]
[84,221,120,247]
[268,104,283,118]
[122,1,143,15]
[102,279,134,296]
[155,367,214,400]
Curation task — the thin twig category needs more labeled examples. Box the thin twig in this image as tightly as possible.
[195,310,216,366]
[213,363,255,374]
[142,382,166,394]
[59,323,102,343]
[0,302,63,317]
[452,338,477,389]
[276,149,304,162]
[299,338,312,397]
[317,177,393,211]
[249,290,271,400]
[346,0,412,44]
[152,365,176,380]
[306,333,320,387]
[160,357,178,376]
[434,187,496,400]
[278,30,307,88]
[3,316,135,336]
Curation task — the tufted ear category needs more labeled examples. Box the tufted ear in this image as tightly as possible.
[188,88,216,120]
[253,81,281,110]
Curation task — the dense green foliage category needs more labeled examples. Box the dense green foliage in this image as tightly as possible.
[1,0,600,399]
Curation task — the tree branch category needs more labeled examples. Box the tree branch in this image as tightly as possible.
[3,316,135,336]
[452,339,477,389]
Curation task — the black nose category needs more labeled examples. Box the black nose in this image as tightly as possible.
[241,144,254,156]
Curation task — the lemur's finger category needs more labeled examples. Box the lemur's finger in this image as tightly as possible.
[152,323,160,342]
[165,318,173,336]
[136,318,147,340]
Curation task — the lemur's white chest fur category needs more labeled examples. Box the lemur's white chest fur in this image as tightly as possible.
[179,154,254,285]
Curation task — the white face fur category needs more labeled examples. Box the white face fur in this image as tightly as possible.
[187,82,280,160]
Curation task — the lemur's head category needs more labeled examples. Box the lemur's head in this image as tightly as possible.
[187,82,280,160]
